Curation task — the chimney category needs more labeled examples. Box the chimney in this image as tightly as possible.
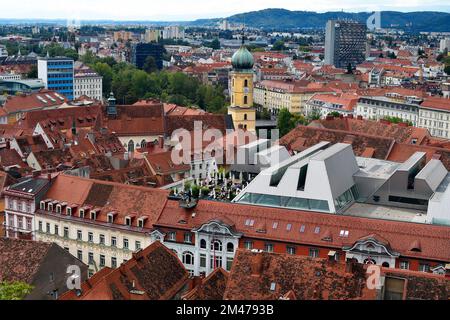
[47,173,52,181]
[158,135,164,149]
[32,170,41,178]
[251,253,264,277]
[345,258,357,273]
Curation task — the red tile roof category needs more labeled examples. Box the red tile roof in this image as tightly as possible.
[2,89,67,114]
[59,241,189,300]
[182,268,229,300]
[223,250,375,300]
[421,97,450,112]
[156,200,450,262]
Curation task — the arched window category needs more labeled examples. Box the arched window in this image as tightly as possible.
[140,140,147,149]
[244,95,248,105]
[244,79,248,87]
[227,242,234,253]
[182,251,194,265]
[210,239,222,252]
[364,258,376,265]
[382,262,390,268]
[200,239,207,249]
[128,140,135,152]
[366,243,375,251]
[244,114,247,120]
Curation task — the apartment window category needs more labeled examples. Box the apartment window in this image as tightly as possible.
[200,239,207,249]
[309,248,319,258]
[419,263,430,273]
[56,205,61,214]
[227,242,234,253]
[287,246,296,255]
[26,218,32,231]
[182,251,194,265]
[46,223,50,233]
[264,243,274,253]
[138,219,144,228]
[77,230,82,241]
[111,236,117,247]
[184,233,192,243]
[399,261,409,270]
[88,252,94,265]
[211,240,222,252]
[79,209,85,218]
[99,234,105,245]
[99,255,105,267]
[299,225,306,233]
[135,241,141,250]
[88,232,93,243]
[226,257,233,271]
[200,254,207,268]
[125,217,131,226]
[66,207,72,216]
[64,227,69,238]
[77,250,83,261]
[167,232,176,241]
[111,257,117,269]
[54,225,59,236]
[107,214,114,223]
[123,238,129,249]
[244,241,253,250]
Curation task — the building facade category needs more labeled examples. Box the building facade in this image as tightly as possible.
[130,43,164,70]
[74,64,103,101]
[324,20,367,69]
[38,57,74,100]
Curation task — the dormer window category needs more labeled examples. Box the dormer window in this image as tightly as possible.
[66,207,72,216]
[40,201,45,210]
[79,209,85,218]
[56,205,61,214]
[107,214,114,223]
[125,217,131,226]
[48,203,53,212]
[90,211,97,220]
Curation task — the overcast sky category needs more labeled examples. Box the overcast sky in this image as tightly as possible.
[2,0,450,21]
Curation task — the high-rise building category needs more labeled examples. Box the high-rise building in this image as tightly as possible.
[324,20,367,69]
[38,56,74,100]
[228,42,256,132]
[162,26,184,40]
[131,43,164,70]
[439,38,450,53]
[144,29,161,43]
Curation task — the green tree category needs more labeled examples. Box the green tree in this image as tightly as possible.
[0,281,33,300]
[143,56,158,74]
[277,108,294,137]
[209,38,221,50]
[91,62,113,97]
[271,40,287,51]
[26,65,38,79]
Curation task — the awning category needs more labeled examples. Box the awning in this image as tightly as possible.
[328,250,336,256]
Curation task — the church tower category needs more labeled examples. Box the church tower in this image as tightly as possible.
[228,40,256,132]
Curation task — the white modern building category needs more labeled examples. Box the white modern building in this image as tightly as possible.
[233,141,450,226]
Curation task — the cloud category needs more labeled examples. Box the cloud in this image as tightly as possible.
[3,0,450,20]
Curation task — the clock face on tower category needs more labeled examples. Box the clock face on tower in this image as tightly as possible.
[244,87,249,94]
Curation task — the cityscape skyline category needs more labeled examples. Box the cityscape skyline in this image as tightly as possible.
[1,1,450,21]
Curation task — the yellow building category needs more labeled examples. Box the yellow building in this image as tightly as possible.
[228,44,256,132]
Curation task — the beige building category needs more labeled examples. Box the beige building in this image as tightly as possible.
[254,80,333,114]
[113,31,134,42]
[33,174,169,277]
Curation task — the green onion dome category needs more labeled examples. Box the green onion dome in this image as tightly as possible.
[231,45,254,70]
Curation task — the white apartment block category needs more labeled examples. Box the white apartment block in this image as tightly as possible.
[74,74,103,101]
[356,95,421,126]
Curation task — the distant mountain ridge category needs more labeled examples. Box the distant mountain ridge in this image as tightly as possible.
[191,8,450,32]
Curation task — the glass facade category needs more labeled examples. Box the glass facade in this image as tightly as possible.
[237,192,330,213]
